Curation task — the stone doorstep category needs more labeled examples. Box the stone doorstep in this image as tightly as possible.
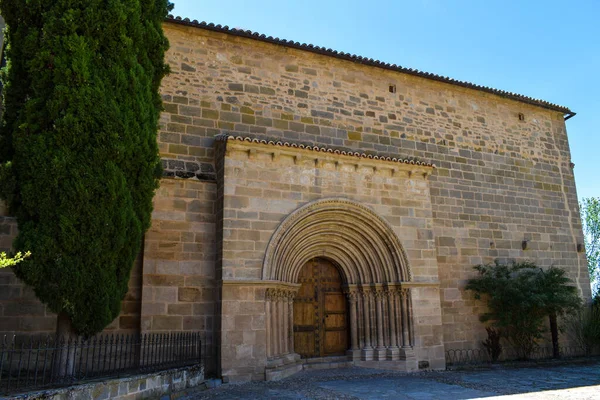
[302,360,353,370]
[354,359,416,372]
[265,362,303,381]
[265,355,419,380]
[266,352,301,368]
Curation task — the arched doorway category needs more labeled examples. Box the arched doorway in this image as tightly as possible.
[293,258,348,358]
[262,199,416,365]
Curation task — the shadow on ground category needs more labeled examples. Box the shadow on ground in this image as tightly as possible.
[185,360,600,400]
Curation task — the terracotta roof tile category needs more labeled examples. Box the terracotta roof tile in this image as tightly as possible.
[215,134,436,168]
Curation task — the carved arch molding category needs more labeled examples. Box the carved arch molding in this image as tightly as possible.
[262,198,416,362]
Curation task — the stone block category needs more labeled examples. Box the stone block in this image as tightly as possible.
[152,316,183,330]
[179,287,202,302]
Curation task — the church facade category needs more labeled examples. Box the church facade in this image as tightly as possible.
[0,16,591,382]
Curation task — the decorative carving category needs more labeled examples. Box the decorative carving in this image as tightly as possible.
[216,133,436,169]
[262,198,413,284]
[345,290,359,303]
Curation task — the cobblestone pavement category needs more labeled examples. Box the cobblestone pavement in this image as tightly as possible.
[186,361,600,399]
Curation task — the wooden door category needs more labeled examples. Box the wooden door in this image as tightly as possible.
[293,258,348,358]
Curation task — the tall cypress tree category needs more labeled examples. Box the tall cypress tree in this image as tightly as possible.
[0,0,171,336]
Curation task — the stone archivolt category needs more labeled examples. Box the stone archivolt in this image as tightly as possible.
[263,198,412,283]
[262,198,417,364]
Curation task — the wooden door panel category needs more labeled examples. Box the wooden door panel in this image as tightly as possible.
[324,331,347,355]
[324,293,345,312]
[294,303,316,327]
[293,258,348,358]
[294,331,315,357]
[325,314,345,329]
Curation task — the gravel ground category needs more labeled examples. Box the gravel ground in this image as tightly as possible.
[183,360,600,400]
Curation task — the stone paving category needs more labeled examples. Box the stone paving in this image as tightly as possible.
[186,360,600,399]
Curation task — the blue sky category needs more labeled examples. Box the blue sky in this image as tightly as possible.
[171,0,599,200]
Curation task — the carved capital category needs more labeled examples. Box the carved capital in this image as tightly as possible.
[345,290,360,303]
[360,288,373,299]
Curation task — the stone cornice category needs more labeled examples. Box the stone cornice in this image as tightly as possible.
[216,134,436,177]
[221,280,301,291]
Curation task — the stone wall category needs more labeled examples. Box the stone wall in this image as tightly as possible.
[216,138,443,380]
[13,364,204,400]
[141,178,218,372]
[159,21,589,355]
[0,216,55,337]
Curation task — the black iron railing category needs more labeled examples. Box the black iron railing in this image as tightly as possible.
[446,345,590,366]
[0,332,202,395]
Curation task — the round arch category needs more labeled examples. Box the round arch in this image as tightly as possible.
[262,198,412,284]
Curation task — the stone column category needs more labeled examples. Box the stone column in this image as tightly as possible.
[357,292,364,349]
[400,289,410,348]
[361,289,374,360]
[398,288,417,369]
[386,288,400,360]
[406,289,414,347]
[345,290,360,360]
[375,289,386,360]
[266,292,272,359]
[288,291,295,356]
[283,292,289,354]
[272,290,280,357]
[278,291,285,356]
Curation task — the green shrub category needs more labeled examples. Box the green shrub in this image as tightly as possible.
[565,304,600,354]
[466,261,580,359]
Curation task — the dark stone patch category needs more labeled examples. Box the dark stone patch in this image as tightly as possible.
[228,83,244,92]
[181,63,196,72]
[173,96,188,105]
[260,87,276,95]
[311,110,334,119]
[168,160,185,170]
[244,84,260,94]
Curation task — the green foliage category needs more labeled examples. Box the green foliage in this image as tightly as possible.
[466,261,581,359]
[581,197,600,294]
[0,1,171,336]
[0,251,30,268]
[565,304,600,353]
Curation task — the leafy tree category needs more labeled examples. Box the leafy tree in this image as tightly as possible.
[0,251,30,268]
[466,261,581,360]
[466,261,546,359]
[0,1,171,337]
[526,267,581,358]
[581,197,600,295]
